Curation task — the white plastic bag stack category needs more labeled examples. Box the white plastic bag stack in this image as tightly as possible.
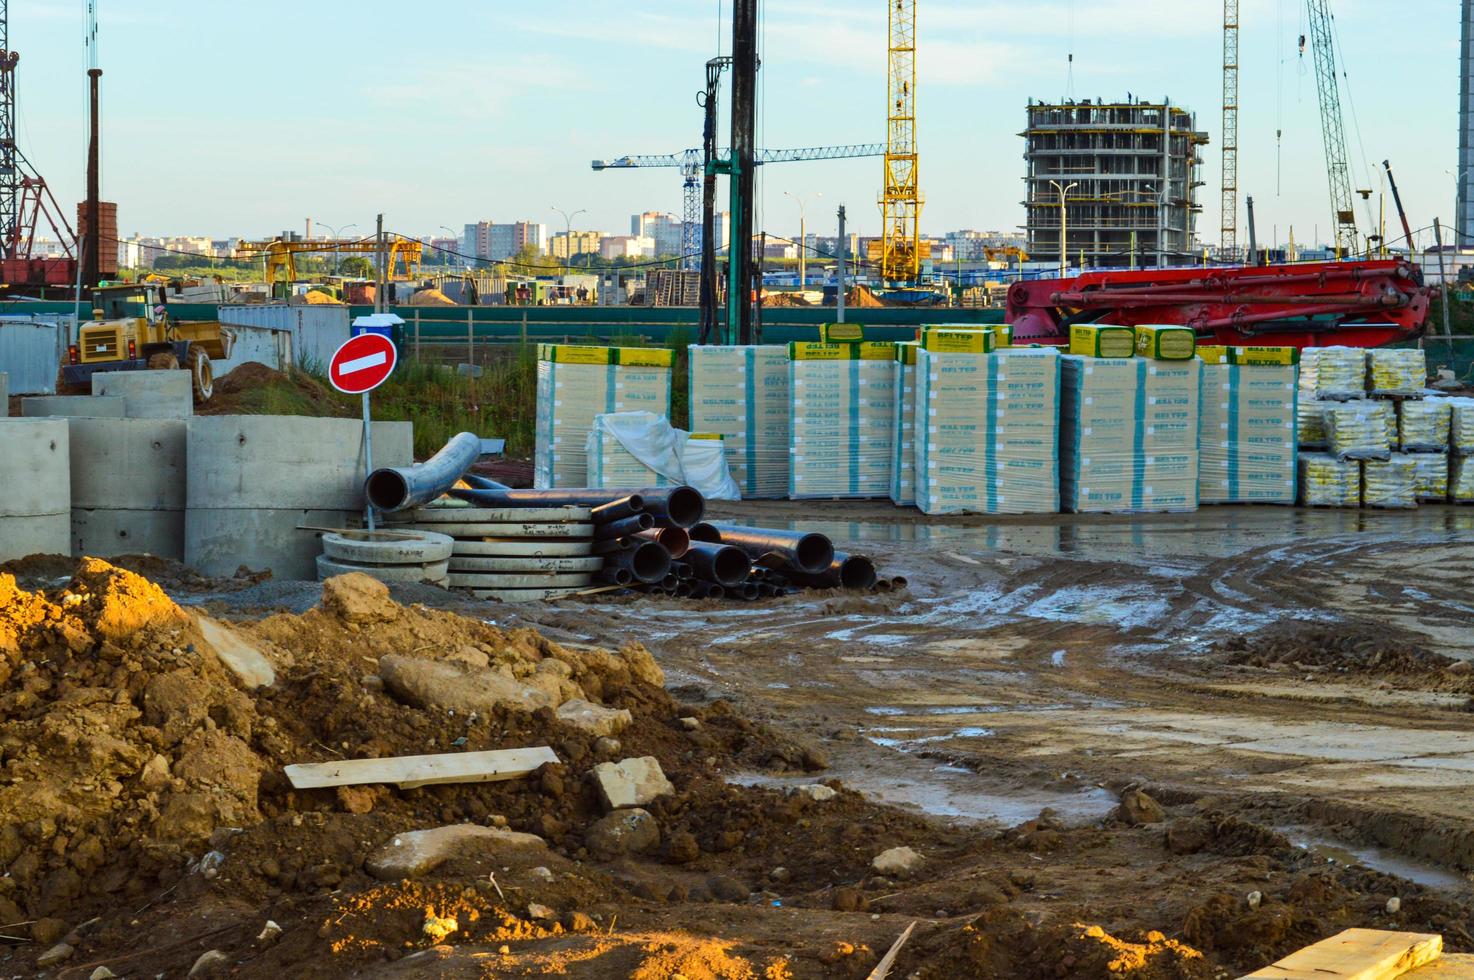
[1367,347,1427,397]
[1452,456,1474,503]
[1362,455,1417,509]
[1447,398,1474,454]
[1296,399,1328,449]
[1322,402,1392,460]
[1298,453,1361,507]
[1299,346,1367,400]
[1398,399,1451,452]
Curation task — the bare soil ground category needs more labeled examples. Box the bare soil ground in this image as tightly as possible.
[2,502,1472,978]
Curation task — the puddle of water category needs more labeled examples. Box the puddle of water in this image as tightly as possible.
[729,767,1118,827]
[1051,650,1067,667]
[1285,830,1470,891]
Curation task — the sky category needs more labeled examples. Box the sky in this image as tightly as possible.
[8,0,1464,250]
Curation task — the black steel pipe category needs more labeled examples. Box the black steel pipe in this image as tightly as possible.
[595,566,633,586]
[461,473,510,491]
[684,541,752,588]
[639,487,705,529]
[891,576,909,590]
[637,526,690,559]
[602,541,671,584]
[688,522,722,544]
[365,431,481,513]
[740,582,760,600]
[705,583,726,600]
[594,513,654,541]
[675,581,695,598]
[660,573,679,589]
[706,524,834,574]
[592,537,638,555]
[591,495,645,524]
[788,552,878,591]
[672,561,693,580]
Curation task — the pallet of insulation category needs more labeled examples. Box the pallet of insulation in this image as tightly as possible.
[890,342,919,506]
[1198,348,1298,504]
[1363,454,1418,509]
[915,346,1059,515]
[787,342,897,499]
[534,345,672,489]
[687,345,789,499]
[1139,359,1203,512]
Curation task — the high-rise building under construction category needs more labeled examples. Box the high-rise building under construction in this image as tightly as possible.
[1022,98,1208,269]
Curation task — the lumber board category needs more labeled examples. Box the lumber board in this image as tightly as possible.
[1404,955,1474,978]
[285,747,559,790]
[1239,929,1443,980]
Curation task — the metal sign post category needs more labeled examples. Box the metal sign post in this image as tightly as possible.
[329,328,398,533]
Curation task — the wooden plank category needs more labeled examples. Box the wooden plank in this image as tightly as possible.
[285,747,559,790]
[865,922,916,980]
[1404,955,1474,979]
[1240,929,1443,980]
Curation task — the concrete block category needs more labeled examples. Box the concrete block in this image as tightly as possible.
[72,510,184,561]
[64,417,186,559]
[591,756,673,811]
[0,418,70,560]
[92,369,193,418]
[185,416,412,579]
[21,395,127,418]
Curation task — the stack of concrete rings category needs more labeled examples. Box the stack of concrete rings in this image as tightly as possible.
[317,528,455,587]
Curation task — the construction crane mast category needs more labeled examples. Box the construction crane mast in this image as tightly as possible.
[1221,0,1239,262]
[1305,0,1359,256]
[878,0,923,284]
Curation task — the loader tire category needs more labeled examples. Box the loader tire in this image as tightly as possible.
[189,347,214,403]
[148,352,180,370]
[320,529,454,566]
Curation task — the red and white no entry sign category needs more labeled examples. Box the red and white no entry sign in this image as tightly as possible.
[328,333,397,394]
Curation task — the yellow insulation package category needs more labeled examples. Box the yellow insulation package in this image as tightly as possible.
[1397,399,1452,452]
[535,346,672,489]
[1367,347,1426,397]
[1322,402,1392,461]
[788,342,897,499]
[1069,325,1136,358]
[1410,453,1449,502]
[687,345,790,499]
[1133,325,1197,360]
[1362,454,1418,509]
[1299,346,1367,399]
[1298,453,1361,507]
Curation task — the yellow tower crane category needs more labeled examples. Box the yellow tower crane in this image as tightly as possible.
[874,0,929,284]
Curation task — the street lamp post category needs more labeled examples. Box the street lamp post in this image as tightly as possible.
[439,226,458,268]
[551,206,587,277]
[784,191,820,289]
[1047,180,1077,277]
[313,220,357,277]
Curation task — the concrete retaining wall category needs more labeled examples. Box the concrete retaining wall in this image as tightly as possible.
[0,418,70,560]
[92,370,193,418]
[185,415,413,579]
[21,395,127,418]
[68,418,187,559]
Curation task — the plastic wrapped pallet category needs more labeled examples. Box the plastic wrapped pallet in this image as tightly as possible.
[788,342,897,499]
[1198,357,1298,505]
[1367,347,1426,397]
[687,345,789,498]
[1322,402,1391,460]
[1069,325,1135,358]
[1133,324,1197,360]
[586,413,673,490]
[535,345,672,489]
[1296,399,1328,449]
[1139,359,1203,512]
[1446,397,1474,454]
[1398,399,1451,451]
[1410,453,1449,502]
[1298,453,1361,507]
[1452,455,1474,502]
[1060,356,1139,513]
[916,346,1059,515]
[1299,346,1367,399]
[890,342,919,506]
[1362,454,1417,509]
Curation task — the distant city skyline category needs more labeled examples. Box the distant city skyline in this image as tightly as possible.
[10,0,1460,252]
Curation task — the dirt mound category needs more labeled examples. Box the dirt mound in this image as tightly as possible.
[202,361,351,418]
[1215,623,1473,692]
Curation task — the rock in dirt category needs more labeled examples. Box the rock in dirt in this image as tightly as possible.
[593,736,621,759]
[422,912,458,943]
[36,943,74,967]
[555,699,632,737]
[188,949,229,978]
[790,783,836,802]
[1387,896,1402,914]
[665,830,700,864]
[1247,890,1263,910]
[193,613,276,688]
[321,573,398,624]
[89,967,118,979]
[866,842,925,872]
[1117,788,1166,825]
[707,875,751,902]
[32,917,68,946]
[586,808,660,861]
[591,756,674,811]
[872,846,925,878]
[366,824,545,880]
[1165,817,1211,855]
[379,654,558,715]
[257,919,283,944]
[527,902,556,922]
[832,887,870,912]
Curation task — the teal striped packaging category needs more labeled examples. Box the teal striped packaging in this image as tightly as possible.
[687,345,790,499]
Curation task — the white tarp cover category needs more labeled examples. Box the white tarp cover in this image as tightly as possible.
[585,410,740,500]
